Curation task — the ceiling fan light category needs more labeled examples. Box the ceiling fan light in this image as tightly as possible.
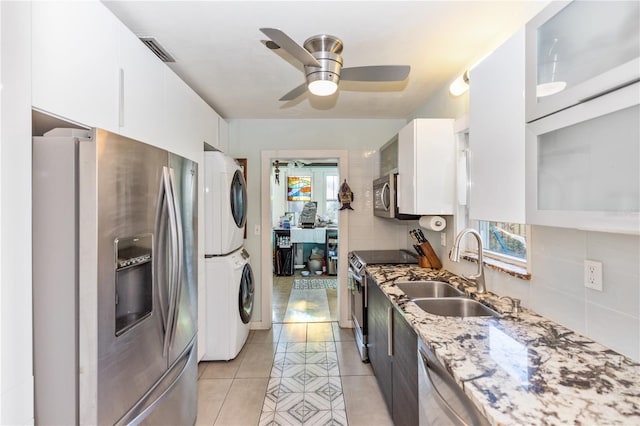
[308,80,338,96]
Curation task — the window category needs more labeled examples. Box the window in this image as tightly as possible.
[478,221,527,262]
[325,174,339,224]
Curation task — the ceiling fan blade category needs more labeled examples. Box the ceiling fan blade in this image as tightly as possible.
[260,28,321,68]
[279,82,308,101]
[341,65,410,82]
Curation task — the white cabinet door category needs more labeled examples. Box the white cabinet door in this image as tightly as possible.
[116,20,165,145]
[525,1,640,122]
[32,1,119,131]
[218,117,229,153]
[164,68,220,158]
[397,119,455,215]
[469,29,526,224]
[525,82,639,234]
[195,96,219,151]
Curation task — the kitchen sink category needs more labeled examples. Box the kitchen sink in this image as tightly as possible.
[411,297,499,318]
[395,280,464,299]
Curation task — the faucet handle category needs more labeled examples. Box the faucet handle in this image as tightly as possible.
[500,296,522,316]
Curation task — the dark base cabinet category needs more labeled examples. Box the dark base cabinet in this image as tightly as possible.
[392,307,418,426]
[367,277,393,413]
[367,278,419,425]
[274,230,294,276]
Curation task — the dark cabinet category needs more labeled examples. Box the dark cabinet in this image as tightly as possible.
[367,278,393,412]
[326,229,338,275]
[367,277,418,425]
[273,230,293,276]
[392,307,418,426]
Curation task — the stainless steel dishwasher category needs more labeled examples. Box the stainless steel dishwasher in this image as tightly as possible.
[418,338,489,426]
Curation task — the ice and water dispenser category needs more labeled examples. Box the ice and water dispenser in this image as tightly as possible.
[115,234,153,336]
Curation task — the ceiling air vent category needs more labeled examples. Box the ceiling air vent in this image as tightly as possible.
[139,37,175,63]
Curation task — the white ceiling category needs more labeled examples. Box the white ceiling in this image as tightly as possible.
[103,1,548,119]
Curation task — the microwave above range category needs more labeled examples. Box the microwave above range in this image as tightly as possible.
[373,173,419,220]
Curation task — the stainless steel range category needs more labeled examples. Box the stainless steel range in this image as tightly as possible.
[348,249,418,361]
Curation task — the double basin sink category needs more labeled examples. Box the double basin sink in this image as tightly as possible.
[395,280,499,318]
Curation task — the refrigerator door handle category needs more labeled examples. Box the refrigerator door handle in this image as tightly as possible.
[155,172,169,332]
[166,167,184,352]
[157,166,180,358]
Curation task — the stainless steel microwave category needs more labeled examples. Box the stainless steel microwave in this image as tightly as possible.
[373,173,419,220]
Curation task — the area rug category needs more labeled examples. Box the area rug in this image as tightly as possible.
[292,278,337,290]
[283,289,331,322]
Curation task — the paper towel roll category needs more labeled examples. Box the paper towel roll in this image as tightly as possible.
[419,215,446,232]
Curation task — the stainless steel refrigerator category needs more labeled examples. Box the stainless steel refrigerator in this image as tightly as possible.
[32,128,198,425]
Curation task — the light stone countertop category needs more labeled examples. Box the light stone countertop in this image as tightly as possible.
[366,264,640,426]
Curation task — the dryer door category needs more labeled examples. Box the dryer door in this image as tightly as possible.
[238,263,254,324]
[230,169,247,228]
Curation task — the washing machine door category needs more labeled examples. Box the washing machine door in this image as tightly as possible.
[230,169,247,229]
[238,263,254,324]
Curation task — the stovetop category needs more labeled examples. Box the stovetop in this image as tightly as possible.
[351,249,418,265]
[349,249,418,275]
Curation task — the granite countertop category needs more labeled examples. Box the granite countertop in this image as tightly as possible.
[366,264,640,425]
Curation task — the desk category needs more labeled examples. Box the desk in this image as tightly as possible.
[290,227,326,243]
[273,227,338,275]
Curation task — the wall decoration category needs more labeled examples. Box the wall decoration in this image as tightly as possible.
[338,179,354,210]
[287,176,312,201]
[273,160,280,185]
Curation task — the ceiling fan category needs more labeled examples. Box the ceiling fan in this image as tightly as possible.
[260,28,411,101]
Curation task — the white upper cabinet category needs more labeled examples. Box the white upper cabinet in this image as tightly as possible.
[32,0,222,158]
[116,22,165,145]
[32,1,119,132]
[525,1,640,122]
[525,82,639,234]
[164,69,220,155]
[218,117,229,153]
[469,29,525,224]
[397,119,455,215]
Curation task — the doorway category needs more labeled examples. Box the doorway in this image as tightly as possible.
[271,159,339,323]
[259,150,350,332]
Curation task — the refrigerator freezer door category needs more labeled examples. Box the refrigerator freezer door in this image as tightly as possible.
[115,339,198,426]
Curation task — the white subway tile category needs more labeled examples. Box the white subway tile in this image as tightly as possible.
[529,283,586,335]
[586,303,640,361]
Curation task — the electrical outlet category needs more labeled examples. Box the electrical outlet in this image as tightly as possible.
[254,224,261,236]
[440,233,447,247]
[584,260,603,291]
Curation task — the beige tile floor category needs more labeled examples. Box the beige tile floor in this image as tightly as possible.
[196,322,393,425]
[272,273,338,323]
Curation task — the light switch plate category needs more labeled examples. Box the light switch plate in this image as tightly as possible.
[254,224,261,236]
[440,233,447,247]
[584,260,603,291]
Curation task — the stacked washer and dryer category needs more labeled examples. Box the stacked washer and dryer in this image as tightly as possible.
[203,151,254,361]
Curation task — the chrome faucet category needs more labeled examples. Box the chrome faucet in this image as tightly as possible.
[449,228,486,294]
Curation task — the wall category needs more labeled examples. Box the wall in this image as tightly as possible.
[409,83,469,120]
[409,70,640,362]
[0,2,34,423]
[227,119,408,323]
